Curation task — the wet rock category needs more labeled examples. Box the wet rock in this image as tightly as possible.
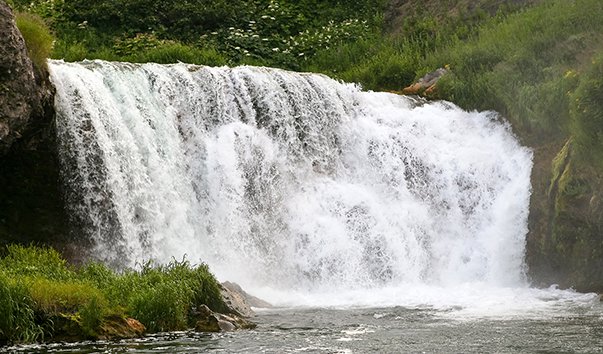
[525,138,603,292]
[194,304,256,333]
[50,314,145,341]
[98,316,146,339]
[221,281,272,317]
[402,67,448,97]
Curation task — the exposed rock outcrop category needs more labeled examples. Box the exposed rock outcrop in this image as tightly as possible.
[0,1,70,251]
[402,67,448,97]
[0,0,43,154]
[221,281,272,317]
[526,139,603,292]
[98,316,146,340]
[191,281,270,333]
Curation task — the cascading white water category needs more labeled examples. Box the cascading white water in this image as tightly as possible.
[48,59,545,309]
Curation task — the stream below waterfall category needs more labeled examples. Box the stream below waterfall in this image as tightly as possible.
[4,302,603,353]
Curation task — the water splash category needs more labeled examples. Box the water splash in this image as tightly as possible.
[49,60,538,307]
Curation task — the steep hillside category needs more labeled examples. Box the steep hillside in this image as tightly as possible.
[381,0,603,292]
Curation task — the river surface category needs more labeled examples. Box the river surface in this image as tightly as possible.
[5,298,603,353]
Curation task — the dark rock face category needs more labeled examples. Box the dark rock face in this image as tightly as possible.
[0,0,42,154]
[0,1,71,253]
[526,139,603,293]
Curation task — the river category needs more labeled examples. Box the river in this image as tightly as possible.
[4,297,602,353]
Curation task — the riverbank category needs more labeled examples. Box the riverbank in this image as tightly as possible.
[0,245,253,344]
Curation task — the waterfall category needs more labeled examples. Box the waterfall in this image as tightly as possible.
[49,60,534,306]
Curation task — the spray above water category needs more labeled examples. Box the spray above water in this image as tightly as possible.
[47,59,572,311]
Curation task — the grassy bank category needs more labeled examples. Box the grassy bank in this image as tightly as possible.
[0,245,227,343]
[306,0,603,149]
[7,0,385,69]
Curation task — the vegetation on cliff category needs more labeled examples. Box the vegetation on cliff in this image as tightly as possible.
[14,12,52,72]
[0,245,228,344]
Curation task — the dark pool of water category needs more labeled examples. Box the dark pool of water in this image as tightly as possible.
[3,305,603,353]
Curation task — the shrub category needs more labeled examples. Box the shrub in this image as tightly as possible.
[15,12,54,73]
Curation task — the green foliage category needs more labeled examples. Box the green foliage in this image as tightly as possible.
[0,244,73,280]
[424,0,603,140]
[130,281,189,332]
[14,12,54,73]
[130,43,228,66]
[27,278,105,314]
[570,51,603,170]
[0,272,43,343]
[0,245,227,344]
[100,259,227,332]
[16,0,384,69]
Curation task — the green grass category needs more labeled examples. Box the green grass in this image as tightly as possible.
[14,12,53,74]
[570,50,603,169]
[0,245,227,344]
[305,0,603,148]
[424,0,603,140]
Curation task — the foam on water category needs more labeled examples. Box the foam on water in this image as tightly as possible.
[48,59,598,316]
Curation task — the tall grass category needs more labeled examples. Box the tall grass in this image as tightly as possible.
[0,245,227,344]
[424,0,603,140]
[305,0,603,145]
[15,12,53,73]
[570,50,603,169]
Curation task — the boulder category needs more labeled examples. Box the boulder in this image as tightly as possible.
[98,316,146,340]
[402,67,448,96]
[220,281,272,318]
[194,304,256,333]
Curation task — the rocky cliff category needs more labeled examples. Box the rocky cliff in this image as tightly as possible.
[0,1,70,250]
[0,0,42,154]
[526,138,603,292]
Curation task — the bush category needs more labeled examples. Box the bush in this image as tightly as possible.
[15,12,54,73]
